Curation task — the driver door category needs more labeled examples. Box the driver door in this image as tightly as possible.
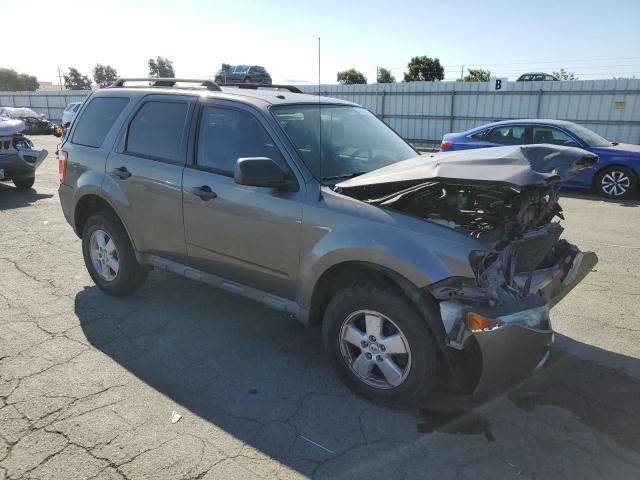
[182,101,304,300]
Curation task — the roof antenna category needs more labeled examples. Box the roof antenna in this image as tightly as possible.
[317,36,324,201]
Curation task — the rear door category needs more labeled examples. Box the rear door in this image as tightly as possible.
[182,100,303,299]
[103,95,195,262]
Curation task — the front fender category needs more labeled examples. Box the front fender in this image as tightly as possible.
[297,222,481,310]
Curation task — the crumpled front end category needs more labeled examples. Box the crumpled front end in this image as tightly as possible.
[336,145,600,398]
[431,233,597,397]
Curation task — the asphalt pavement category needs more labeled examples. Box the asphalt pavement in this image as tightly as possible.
[1,136,640,479]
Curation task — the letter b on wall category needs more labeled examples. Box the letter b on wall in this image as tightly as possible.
[489,77,508,92]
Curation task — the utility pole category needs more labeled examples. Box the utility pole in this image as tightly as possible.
[57,66,64,91]
[460,65,464,81]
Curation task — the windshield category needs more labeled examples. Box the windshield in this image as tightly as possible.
[563,122,612,147]
[9,108,40,118]
[234,65,250,74]
[272,105,417,181]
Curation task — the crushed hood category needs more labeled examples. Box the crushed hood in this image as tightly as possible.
[0,119,26,136]
[336,145,598,190]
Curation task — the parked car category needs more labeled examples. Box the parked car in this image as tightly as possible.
[517,73,558,81]
[62,102,83,126]
[214,64,272,85]
[0,107,57,135]
[57,78,596,408]
[440,119,640,198]
[0,118,48,189]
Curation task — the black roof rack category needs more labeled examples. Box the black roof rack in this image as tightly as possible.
[221,83,303,94]
[110,78,222,92]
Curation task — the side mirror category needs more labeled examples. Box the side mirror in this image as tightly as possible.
[234,157,294,190]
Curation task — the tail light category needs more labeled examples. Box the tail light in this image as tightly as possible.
[440,140,454,151]
[58,150,68,184]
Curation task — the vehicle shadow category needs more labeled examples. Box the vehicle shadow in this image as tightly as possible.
[560,188,640,207]
[75,275,640,476]
[0,183,53,210]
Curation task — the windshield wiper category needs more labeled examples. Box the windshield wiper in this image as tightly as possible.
[322,171,368,182]
[611,142,619,146]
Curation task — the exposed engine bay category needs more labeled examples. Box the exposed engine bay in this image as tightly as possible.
[367,180,562,247]
[336,145,599,309]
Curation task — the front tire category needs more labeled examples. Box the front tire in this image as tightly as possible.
[82,211,148,296]
[596,166,637,198]
[13,177,35,189]
[322,284,439,409]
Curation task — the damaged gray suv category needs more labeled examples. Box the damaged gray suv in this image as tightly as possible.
[58,78,597,408]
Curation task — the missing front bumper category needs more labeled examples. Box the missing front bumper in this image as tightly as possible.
[471,323,553,398]
[436,242,597,399]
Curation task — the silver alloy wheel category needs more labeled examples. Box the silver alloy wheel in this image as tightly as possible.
[339,310,412,389]
[89,229,119,282]
[601,170,631,196]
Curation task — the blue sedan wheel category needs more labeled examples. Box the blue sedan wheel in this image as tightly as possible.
[596,166,637,199]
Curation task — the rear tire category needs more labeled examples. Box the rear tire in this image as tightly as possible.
[82,211,148,296]
[322,284,438,409]
[596,166,637,198]
[13,177,35,189]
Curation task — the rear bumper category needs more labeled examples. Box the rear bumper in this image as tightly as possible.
[58,184,75,230]
[0,148,47,180]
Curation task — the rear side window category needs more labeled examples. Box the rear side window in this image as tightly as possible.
[72,97,129,148]
[125,101,189,163]
[471,129,490,140]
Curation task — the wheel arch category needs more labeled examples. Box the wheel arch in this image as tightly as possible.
[74,194,137,250]
[308,260,454,375]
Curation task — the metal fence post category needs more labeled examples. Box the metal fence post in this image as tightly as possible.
[380,90,386,123]
[536,89,544,117]
[449,90,456,132]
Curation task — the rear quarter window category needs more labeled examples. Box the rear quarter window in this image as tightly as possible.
[125,100,189,164]
[72,97,129,148]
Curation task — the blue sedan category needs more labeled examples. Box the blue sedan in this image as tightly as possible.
[441,119,640,198]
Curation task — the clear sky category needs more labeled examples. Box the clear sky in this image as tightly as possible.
[3,0,639,84]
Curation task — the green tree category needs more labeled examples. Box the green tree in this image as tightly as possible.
[92,64,119,88]
[553,68,577,80]
[0,68,38,91]
[404,56,444,82]
[148,57,175,78]
[63,67,92,90]
[377,67,395,83]
[463,68,491,82]
[337,68,367,84]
